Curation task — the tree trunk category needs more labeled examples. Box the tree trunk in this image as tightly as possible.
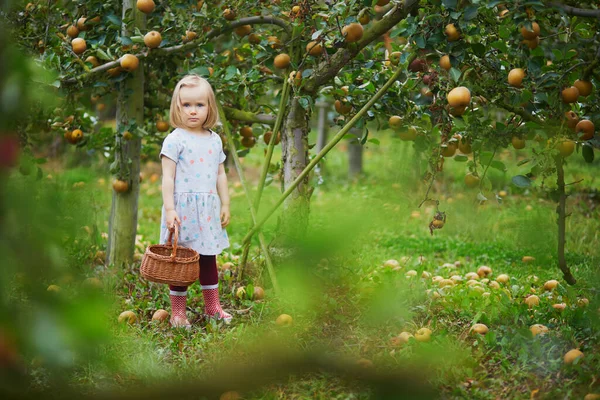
[106,0,145,267]
[348,127,363,179]
[554,156,576,285]
[275,97,312,246]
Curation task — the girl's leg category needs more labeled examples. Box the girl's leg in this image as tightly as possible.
[168,284,190,327]
[199,255,232,323]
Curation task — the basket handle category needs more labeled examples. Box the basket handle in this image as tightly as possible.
[167,223,179,258]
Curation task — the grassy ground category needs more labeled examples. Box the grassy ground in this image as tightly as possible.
[23,128,600,399]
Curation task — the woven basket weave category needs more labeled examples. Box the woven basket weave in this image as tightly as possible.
[140,225,199,286]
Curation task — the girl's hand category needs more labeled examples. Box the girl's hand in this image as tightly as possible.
[166,209,181,230]
[220,204,230,228]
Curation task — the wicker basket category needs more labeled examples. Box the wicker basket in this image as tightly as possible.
[140,225,199,286]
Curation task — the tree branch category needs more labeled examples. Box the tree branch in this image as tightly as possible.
[583,46,600,80]
[62,16,291,85]
[222,106,276,126]
[496,102,542,124]
[302,0,419,94]
[153,16,292,56]
[547,2,600,18]
[210,16,291,40]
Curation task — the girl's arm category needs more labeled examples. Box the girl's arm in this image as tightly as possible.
[161,156,181,229]
[217,163,230,228]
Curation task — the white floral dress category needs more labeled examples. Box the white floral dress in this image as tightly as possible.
[159,128,230,256]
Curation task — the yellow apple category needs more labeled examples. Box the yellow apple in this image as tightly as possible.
[530,324,548,337]
[563,349,584,364]
[415,328,432,342]
[470,323,489,335]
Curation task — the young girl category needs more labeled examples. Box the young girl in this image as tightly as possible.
[159,74,232,328]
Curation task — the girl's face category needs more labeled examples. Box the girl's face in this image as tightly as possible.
[179,85,209,131]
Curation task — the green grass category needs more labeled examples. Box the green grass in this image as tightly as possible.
[11,129,600,399]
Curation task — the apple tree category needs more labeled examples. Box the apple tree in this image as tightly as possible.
[8,0,599,284]
[7,0,420,267]
[373,0,599,284]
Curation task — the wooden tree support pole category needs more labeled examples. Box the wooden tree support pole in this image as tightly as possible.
[239,25,296,275]
[242,65,406,244]
[239,79,291,271]
[255,81,291,213]
[554,155,576,285]
[217,101,280,293]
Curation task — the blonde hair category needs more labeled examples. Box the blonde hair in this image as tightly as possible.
[169,74,219,130]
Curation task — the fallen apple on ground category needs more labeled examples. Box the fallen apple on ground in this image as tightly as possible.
[276,314,293,327]
[415,328,432,342]
[118,310,137,324]
[563,349,584,364]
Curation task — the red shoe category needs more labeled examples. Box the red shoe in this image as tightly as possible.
[206,310,233,325]
[170,316,192,330]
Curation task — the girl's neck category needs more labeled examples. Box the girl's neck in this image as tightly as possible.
[183,127,211,137]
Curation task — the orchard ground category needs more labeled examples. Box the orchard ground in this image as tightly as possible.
[27,127,600,399]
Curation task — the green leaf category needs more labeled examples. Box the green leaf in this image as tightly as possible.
[224,65,238,80]
[520,90,533,104]
[512,175,531,188]
[530,47,544,57]
[582,145,594,163]
[490,160,507,172]
[111,74,128,83]
[189,66,211,77]
[454,155,468,162]
[367,138,380,145]
[471,43,485,57]
[360,128,369,145]
[414,35,426,49]
[96,49,112,61]
[453,118,466,129]
[442,0,458,10]
[479,151,494,165]
[498,25,511,40]
[106,14,121,26]
[491,40,508,53]
[298,96,310,110]
[527,57,543,76]
[551,49,563,61]
[359,81,375,92]
[524,121,541,129]
[464,5,478,20]
[449,67,461,83]
[109,160,119,174]
[487,1,504,7]
[118,36,133,46]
